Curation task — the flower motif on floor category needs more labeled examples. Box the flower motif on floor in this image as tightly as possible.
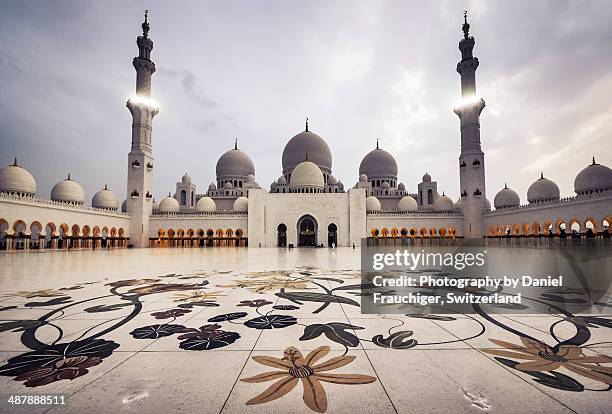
[241,345,376,413]
[483,337,612,385]
[15,356,102,387]
[151,308,192,319]
[178,324,240,350]
[0,339,119,387]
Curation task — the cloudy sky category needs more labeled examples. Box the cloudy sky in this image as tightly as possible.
[1,0,611,204]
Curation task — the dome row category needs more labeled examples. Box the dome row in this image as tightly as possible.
[157,194,248,214]
[0,160,119,210]
[493,159,612,209]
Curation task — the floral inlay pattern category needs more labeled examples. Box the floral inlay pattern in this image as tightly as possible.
[241,346,376,413]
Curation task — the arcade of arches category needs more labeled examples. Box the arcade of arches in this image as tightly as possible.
[369,226,458,240]
[486,216,611,238]
[0,218,127,250]
[151,228,247,247]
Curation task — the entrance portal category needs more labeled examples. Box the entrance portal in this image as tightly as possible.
[277,223,287,247]
[328,223,337,247]
[297,215,317,247]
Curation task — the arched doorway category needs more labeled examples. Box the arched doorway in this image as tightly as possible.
[277,223,287,247]
[328,223,337,247]
[297,215,317,247]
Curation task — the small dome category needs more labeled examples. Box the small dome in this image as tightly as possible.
[574,158,612,195]
[397,182,405,191]
[366,196,381,212]
[92,185,118,210]
[233,196,248,212]
[216,146,255,178]
[289,161,324,189]
[224,181,234,189]
[359,145,398,178]
[0,159,36,195]
[338,181,344,190]
[527,173,560,203]
[434,193,454,211]
[51,174,85,204]
[454,199,462,211]
[422,172,431,182]
[246,174,256,182]
[159,195,180,213]
[381,181,390,189]
[328,175,338,185]
[397,196,417,212]
[484,198,491,211]
[359,173,368,182]
[208,182,217,190]
[182,173,191,184]
[152,201,160,211]
[121,199,127,213]
[494,184,520,209]
[277,176,287,185]
[282,125,332,172]
[196,196,216,212]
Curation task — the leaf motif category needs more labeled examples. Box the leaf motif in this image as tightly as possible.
[179,331,240,350]
[0,320,41,333]
[24,297,72,307]
[244,315,297,330]
[129,324,188,339]
[272,305,300,310]
[208,312,248,322]
[84,303,131,313]
[405,314,456,321]
[299,323,364,347]
[494,357,584,391]
[0,339,119,378]
[372,331,417,349]
[275,291,360,307]
[177,300,220,309]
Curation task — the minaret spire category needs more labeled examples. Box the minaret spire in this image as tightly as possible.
[142,10,150,38]
[376,138,379,150]
[234,138,238,150]
[12,157,17,166]
[305,116,309,132]
[462,11,470,39]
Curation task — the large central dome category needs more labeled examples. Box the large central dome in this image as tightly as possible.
[359,143,398,178]
[216,146,255,178]
[282,121,332,173]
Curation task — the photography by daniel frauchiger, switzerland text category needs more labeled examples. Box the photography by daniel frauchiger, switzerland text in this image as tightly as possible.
[367,248,562,307]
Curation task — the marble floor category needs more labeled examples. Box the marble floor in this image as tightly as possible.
[0,247,610,413]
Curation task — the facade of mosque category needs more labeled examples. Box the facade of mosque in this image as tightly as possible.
[0,14,611,250]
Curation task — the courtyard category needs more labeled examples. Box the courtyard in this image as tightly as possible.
[0,247,610,413]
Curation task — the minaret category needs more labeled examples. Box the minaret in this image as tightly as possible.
[126,10,159,247]
[454,12,486,238]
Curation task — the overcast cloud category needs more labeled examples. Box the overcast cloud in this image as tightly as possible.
[1,0,611,204]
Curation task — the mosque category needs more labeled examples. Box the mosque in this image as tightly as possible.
[0,13,611,250]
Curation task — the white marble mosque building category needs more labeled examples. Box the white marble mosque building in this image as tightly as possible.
[0,14,611,250]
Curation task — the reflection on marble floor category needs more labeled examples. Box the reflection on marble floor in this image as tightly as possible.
[0,248,610,413]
